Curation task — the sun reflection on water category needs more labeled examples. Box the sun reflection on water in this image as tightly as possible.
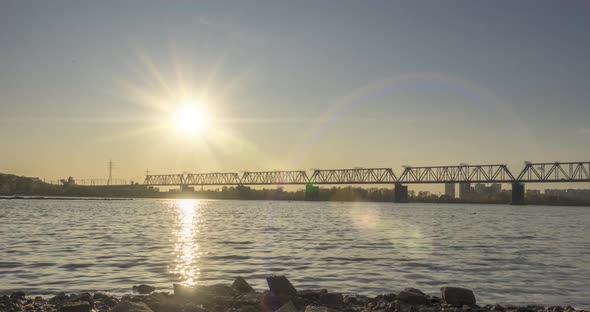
[172,199,202,286]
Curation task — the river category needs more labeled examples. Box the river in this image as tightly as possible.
[0,199,588,307]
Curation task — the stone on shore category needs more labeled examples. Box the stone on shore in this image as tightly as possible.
[173,283,199,298]
[319,292,344,307]
[111,301,154,312]
[133,284,156,294]
[266,275,297,296]
[232,276,255,293]
[50,292,71,305]
[397,289,430,305]
[305,306,342,312]
[10,291,26,300]
[441,287,476,306]
[405,288,426,296]
[60,301,91,312]
[276,301,299,312]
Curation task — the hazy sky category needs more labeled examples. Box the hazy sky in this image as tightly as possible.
[1,1,590,185]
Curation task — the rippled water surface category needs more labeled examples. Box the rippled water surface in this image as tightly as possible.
[1,199,589,306]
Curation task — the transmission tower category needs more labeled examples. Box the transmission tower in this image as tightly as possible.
[107,160,114,185]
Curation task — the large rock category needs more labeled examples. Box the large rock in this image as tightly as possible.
[397,290,430,306]
[404,288,426,296]
[70,293,93,309]
[50,292,70,304]
[111,301,154,312]
[133,284,156,294]
[440,287,476,306]
[232,276,255,293]
[60,301,91,312]
[10,291,26,300]
[305,306,342,312]
[266,275,297,296]
[208,284,235,297]
[277,301,300,312]
[319,293,343,307]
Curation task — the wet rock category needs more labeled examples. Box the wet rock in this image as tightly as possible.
[305,306,342,312]
[262,292,305,310]
[233,292,263,307]
[93,292,109,300]
[207,284,235,297]
[266,275,297,296]
[237,305,260,312]
[440,287,476,306]
[491,304,505,311]
[10,291,26,300]
[182,303,209,312]
[405,288,426,296]
[60,301,91,312]
[232,277,255,293]
[70,292,93,309]
[111,301,154,312]
[173,284,197,298]
[50,292,71,305]
[374,293,397,302]
[319,293,343,307]
[277,301,299,312]
[398,290,430,306]
[343,295,370,307]
[153,302,183,312]
[133,284,156,294]
[104,297,120,307]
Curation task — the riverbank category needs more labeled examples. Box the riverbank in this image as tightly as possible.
[0,196,133,201]
[1,276,586,312]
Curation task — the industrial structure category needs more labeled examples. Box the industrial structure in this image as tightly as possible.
[141,162,590,205]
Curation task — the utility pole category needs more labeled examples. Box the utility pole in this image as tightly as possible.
[107,160,114,185]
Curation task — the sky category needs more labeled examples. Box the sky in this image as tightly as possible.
[1,0,590,188]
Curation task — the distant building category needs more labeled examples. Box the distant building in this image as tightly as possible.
[459,182,471,199]
[474,183,486,194]
[490,183,502,194]
[444,183,455,198]
[473,183,502,195]
[545,189,590,201]
[527,189,541,196]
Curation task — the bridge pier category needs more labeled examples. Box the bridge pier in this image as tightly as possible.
[511,182,526,205]
[394,183,409,203]
[305,183,320,201]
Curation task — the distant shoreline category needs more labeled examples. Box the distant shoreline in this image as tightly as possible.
[2,172,590,206]
[0,196,133,201]
[1,194,589,207]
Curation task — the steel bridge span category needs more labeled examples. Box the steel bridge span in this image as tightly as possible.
[143,162,590,205]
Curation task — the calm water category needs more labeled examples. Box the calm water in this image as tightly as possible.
[0,199,589,307]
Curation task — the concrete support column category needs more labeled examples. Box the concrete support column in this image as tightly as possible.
[511,182,526,205]
[394,183,409,203]
[305,183,320,201]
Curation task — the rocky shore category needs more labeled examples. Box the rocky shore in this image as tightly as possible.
[0,276,585,312]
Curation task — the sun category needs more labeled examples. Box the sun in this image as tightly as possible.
[172,104,211,135]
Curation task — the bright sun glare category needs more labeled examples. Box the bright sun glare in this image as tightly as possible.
[173,104,210,135]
